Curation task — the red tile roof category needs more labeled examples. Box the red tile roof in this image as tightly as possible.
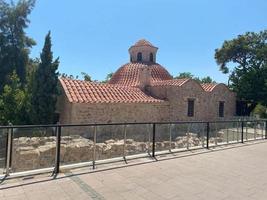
[133,39,155,47]
[152,81,220,92]
[201,83,218,92]
[59,78,163,103]
[109,62,172,87]
[151,79,190,86]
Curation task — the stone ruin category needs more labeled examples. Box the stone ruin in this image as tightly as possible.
[11,133,224,172]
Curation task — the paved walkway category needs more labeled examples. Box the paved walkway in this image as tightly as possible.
[1,141,267,200]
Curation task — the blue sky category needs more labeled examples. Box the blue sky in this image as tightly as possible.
[26,0,267,83]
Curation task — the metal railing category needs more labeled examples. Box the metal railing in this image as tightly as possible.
[0,119,266,177]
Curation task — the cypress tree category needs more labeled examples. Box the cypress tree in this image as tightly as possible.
[31,31,59,124]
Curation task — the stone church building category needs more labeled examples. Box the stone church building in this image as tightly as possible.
[57,39,236,124]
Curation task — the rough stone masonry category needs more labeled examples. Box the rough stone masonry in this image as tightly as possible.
[11,133,223,172]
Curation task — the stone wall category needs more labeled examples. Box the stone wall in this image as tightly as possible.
[148,80,236,121]
[206,84,236,120]
[56,91,73,123]
[12,120,254,172]
[11,132,221,172]
[57,79,236,125]
[10,124,265,172]
[59,101,170,124]
[168,80,207,121]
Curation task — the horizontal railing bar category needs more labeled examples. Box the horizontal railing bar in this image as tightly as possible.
[0,119,266,129]
[0,124,58,129]
[1,119,265,178]
[2,167,54,180]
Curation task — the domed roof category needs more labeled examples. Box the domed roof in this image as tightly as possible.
[132,39,156,48]
[109,62,172,87]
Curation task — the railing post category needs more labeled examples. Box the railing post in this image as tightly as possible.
[241,121,244,143]
[152,123,156,158]
[147,124,151,155]
[265,121,267,140]
[236,122,239,142]
[5,124,13,176]
[123,124,127,160]
[93,125,97,169]
[246,122,248,141]
[206,122,209,149]
[186,124,189,150]
[226,126,229,144]
[261,121,264,139]
[202,124,205,148]
[169,123,172,152]
[215,123,218,146]
[54,124,61,175]
[4,128,8,168]
[254,122,256,140]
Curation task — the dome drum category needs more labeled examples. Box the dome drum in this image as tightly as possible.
[129,39,158,63]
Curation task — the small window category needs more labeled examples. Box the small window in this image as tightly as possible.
[137,52,142,62]
[187,99,195,117]
[219,101,224,117]
[149,53,154,62]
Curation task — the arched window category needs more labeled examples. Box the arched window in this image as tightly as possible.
[219,101,225,117]
[187,99,195,117]
[149,53,154,62]
[137,52,142,62]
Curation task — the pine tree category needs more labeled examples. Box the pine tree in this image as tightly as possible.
[215,30,267,113]
[31,31,59,124]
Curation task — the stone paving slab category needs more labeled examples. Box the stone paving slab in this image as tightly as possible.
[0,140,267,199]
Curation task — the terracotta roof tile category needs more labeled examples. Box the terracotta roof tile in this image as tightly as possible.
[109,62,172,87]
[151,79,190,86]
[201,83,218,92]
[59,78,163,103]
[133,39,155,47]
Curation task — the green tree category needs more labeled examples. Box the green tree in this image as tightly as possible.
[31,31,59,124]
[200,76,214,83]
[174,72,215,84]
[81,72,92,82]
[253,104,267,118]
[60,73,78,79]
[0,71,26,125]
[215,30,267,113]
[105,72,113,81]
[174,72,194,79]
[0,0,36,92]
[101,72,113,83]
[23,58,39,123]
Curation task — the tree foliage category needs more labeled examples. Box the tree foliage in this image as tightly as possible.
[0,1,61,125]
[174,72,194,79]
[31,31,59,124]
[0,0,36,91]
[101,72,113,83]
[215,30,267,111]
[106,72,113,81]
[60,73,78,79]
[252,104,267,118]
[199,76,213,83]
[81,72,92,82]
[0,71,26,125]
[174,72,215,84]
